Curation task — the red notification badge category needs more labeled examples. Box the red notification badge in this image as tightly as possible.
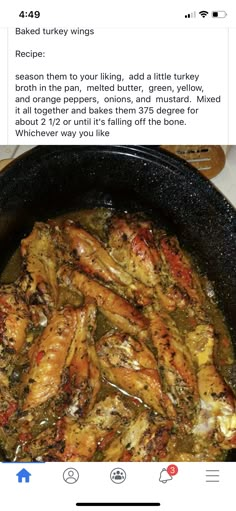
[167,464,178,476]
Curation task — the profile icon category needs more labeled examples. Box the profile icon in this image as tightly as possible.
[63,468,79,484]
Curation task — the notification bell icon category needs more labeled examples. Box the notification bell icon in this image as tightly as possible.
[159,468,173,483]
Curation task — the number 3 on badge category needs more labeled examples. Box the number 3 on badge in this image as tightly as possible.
[167,464,178,476]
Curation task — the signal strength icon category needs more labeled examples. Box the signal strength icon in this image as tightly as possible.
[185,12,196,18]
[199,10,209,18]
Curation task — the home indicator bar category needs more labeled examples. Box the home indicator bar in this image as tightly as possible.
[75,504,161,507]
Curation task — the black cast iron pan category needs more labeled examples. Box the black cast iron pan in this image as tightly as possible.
[0,145,235,460]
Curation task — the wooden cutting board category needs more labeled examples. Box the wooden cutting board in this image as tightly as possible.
[161,145,226,179]
[0,158,12,172]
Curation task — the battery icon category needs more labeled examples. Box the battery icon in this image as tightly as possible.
[212,11,227,18]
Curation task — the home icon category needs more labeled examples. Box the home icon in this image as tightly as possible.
[16,468,31,483]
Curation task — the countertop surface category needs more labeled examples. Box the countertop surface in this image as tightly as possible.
[0,145,235,208]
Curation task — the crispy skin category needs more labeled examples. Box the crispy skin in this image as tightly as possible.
[148,309,199,419]
[159,235,205,307]
[103,411,172,461]
[108,215,161,287]
[0,284,29,357]
[64,221,152,305]
[20,223,58,308]
[108,215,187,311]
[22,307,79,410]
[96,331,175,418]
[59,267,149,341]
[187,324,236,448]
[53,395,133,461]
[68,299,101,417]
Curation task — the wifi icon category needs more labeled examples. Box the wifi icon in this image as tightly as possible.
[199,10,209,18]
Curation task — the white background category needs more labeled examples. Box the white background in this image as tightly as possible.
[0,1,235,143]
[0,461,234,511]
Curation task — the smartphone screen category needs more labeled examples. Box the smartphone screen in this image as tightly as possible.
[0,2,235,510]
